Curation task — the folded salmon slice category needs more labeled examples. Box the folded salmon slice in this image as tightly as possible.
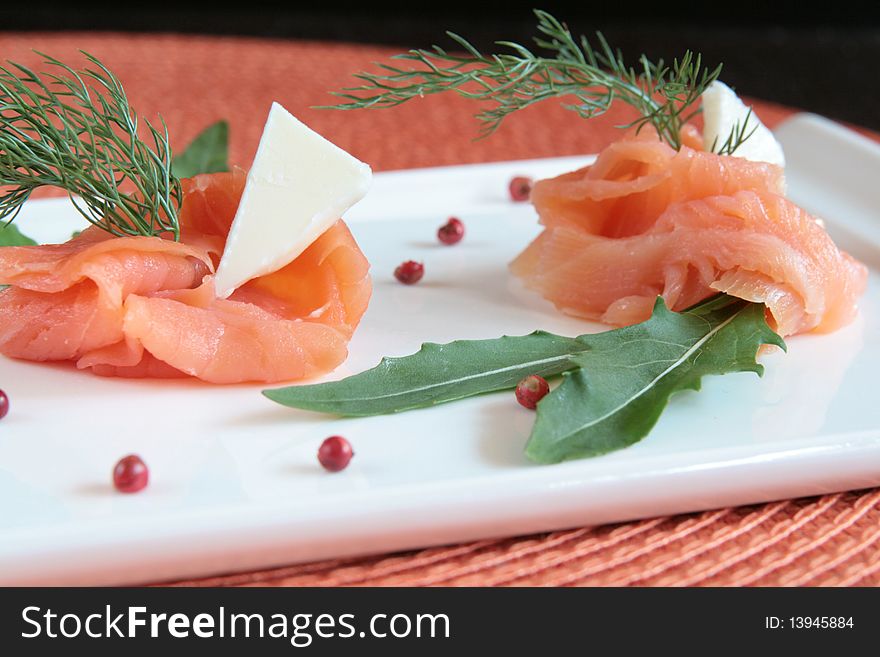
[511,131,867,336]
[0,169,372,383]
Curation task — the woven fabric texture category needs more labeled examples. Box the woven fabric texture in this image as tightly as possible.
[1,32,877,587]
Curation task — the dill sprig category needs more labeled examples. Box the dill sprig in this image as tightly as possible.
[329,9,749,152]
[711,108,759,156]
[0,52,181,239]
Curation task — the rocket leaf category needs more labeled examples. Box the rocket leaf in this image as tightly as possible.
[525,296,785,463]
[172,120,229,178]
[263,331,592,416]
[0,222,37,246]
[263,295,784,463]
[0,222,38,290]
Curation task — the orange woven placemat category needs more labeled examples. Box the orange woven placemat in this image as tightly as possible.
[2,32,878,587]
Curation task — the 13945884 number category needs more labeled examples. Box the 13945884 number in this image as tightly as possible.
[789,617,854,629]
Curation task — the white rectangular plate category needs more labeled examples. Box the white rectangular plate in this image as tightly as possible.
[1,114,878,585]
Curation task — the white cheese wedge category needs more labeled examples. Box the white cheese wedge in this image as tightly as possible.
[701,80,786,168]
[213,102,372,298]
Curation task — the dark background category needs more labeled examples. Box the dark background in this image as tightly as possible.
[2,1,880,131]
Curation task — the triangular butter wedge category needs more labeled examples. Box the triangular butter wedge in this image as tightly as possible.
[701,80,785,168]
[214,102,372,298]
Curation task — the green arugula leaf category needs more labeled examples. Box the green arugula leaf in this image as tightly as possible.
[0,223,37,289]
[0,222,37,246]
[263,295,784,464]
[172,121,229,178]
[263,331,592,416]
[525,297,785,463]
